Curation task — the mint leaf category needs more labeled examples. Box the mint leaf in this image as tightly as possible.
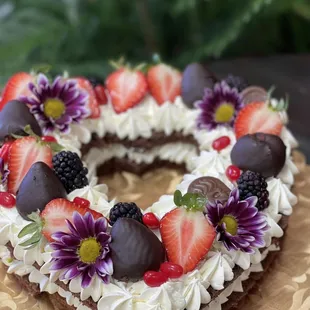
[173,190,183,206]
[18,222,39,238]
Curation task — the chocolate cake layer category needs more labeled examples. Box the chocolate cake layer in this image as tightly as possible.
[6,215,289,310]
[81,132,198,155]
[97,157,187,176]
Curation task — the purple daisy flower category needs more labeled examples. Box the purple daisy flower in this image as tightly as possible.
[20,74,90,134]
[0,158,9,184]
[50,212,113,288]
[195,81,244,130]
[206,188,268,254]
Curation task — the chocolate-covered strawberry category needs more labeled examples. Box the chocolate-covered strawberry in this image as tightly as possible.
[16,162,67,219]
[181,63,216,108]
[231,133,286,178]
[0,100,42,142]
[110,218,165,281]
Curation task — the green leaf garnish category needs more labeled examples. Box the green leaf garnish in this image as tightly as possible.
[173,190,207,212]
[49,142,65,153]
[18,211,43,250]
[19,230,42,248]
[174,190,183,206]
[18,222,39,238]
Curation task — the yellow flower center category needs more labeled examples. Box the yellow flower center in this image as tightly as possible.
[44,98,65,119]
[220,215,238,235]
[214,103,235,123]
[78,238,101,263]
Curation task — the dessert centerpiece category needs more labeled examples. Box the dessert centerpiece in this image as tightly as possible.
[0,62,298,310]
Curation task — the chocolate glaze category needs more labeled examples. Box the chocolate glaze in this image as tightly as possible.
[231,133,286,178]
[187,176,231,203]
[110,218,166,281]
[240,86,268,105]
[0,100,42,142]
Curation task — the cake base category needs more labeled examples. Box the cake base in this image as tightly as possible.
[5,214,287,310]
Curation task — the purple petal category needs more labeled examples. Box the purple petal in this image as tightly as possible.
[97,232,111,245]
[72,212,89,238]
[51,250,78,259]
[50,258,78,271]
[95,217,108,234]
[96,257,113,275]
[60,266,81,280]
[51,231,70,242]
[81,271,92,288]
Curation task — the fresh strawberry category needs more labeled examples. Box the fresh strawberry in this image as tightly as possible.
[41,198,103,241]
[234,101,284,139]
[160,191,215,274]
[8,136,53,194]
[73,77,101,119]
[106,68,148,113]
[147,64,182,105]
[0,72,34,110]
[94,84,108,105]
[0,141,14,162]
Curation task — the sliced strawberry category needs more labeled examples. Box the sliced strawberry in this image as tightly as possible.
[8,137,53,194]
[160,208,215,274]
[106,69,148,113]
[41,198,104,241]
[0,72,34,110]
[94,84,108,105]
[0,140,14,162]
[147,64,182,105]
[234,102,283,139]
[73,77,100,119]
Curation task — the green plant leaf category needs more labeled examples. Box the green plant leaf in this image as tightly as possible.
[173,190,183,206]
[18,222,39,238]
[19,230,42,247]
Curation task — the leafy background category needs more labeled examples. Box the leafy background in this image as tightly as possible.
[0,0,310,85]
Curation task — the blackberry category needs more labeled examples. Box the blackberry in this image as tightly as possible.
[237,171,269,211]
[52,151,89,193]
[109,202,143,226]
[224,74,248,92]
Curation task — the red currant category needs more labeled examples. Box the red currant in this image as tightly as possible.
[143,271,168,287]
[143,212,160,229]
[212,136,231,152]
[0,192,16,208]
[73,197,90,208]
[42,136,57,143]
[226,165,241,182]
[160,262,183,279]
[0,141,14,162]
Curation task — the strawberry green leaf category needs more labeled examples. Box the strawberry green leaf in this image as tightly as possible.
[18,222,39,238]
[19,230,42,247]
[49,142,64,153]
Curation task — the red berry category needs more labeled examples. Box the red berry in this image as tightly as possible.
[212,136,231,152]
[0,141,14,162]
[73,197,90,208]
[160,262,183,279]
[226,165,241,182]
[143,271,168,287]
[42,136,57,143]
[94,85,108,105]
[143,212,160,229]
[0,192,16,208]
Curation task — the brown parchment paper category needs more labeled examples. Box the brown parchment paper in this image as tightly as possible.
[0,151,309,310]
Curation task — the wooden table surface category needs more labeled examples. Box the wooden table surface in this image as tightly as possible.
[209,54,310,161]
